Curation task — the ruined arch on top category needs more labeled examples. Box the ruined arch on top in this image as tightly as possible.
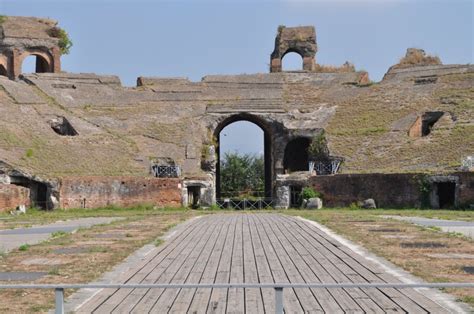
[213,113,273,199]
[19,50,54,74]
[281,50,305,71]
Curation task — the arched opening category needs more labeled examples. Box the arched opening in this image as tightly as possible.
[214,114,272,200]
[284,137,310,173]
[0,64,7,77]
[21,54,50,74]
[282,51,304,71]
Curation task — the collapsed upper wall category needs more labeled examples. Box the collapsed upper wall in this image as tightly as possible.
[0,18,472,184]
[0,16,63,79]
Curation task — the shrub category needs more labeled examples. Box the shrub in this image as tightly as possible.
[308,131,329,160]
[0,15,7,25]
[25,148,34,158]
[18,244,30,251]
[300,187,321,200]
[48,26,73,55]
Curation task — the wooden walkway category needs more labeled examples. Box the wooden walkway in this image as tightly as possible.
[77,214,450,313]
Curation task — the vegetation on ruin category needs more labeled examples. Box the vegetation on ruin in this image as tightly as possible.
[48,26,73,55]
[300,186,322,200]
[220,152,264,198]
[308,131,329,161]
[393,49,441,69]
[0,15,7,25]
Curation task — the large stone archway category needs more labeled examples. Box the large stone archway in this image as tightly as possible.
[212,113,274,200]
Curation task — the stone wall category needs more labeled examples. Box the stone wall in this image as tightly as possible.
[0,184,30,212]
[59,176,182,209]
[457,172,474,207]
[308,172,474,208]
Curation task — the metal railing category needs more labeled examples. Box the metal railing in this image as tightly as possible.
[151,165,181,178]
[216,198,273,209]
[0,282,472,314]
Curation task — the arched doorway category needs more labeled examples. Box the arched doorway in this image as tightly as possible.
[283,137,310,173]
[0,64,7,77]
[214,114,272,200]
[21,54,51,74]
[282,51,304,71]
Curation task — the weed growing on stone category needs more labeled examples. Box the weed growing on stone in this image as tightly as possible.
[18,244,30,251]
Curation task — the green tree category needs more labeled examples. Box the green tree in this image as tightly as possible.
[220,152,264,198]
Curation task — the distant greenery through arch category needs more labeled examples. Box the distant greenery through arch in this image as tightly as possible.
[220,152,264,199]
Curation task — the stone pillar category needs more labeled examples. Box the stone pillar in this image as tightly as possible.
[270,58,282,73]
[11,49,21,79]
[303,56,315,71]
[274,184,290,209]
[51,46,61,73]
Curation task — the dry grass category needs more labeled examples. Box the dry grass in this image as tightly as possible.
[314,62,355,73]
[0,209,195,313]
[288,209,474,307]
[393,49,441,69]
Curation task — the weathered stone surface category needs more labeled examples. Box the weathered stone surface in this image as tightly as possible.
[360,198,377,209]
[0,18,473,209]
[306,197,323,209]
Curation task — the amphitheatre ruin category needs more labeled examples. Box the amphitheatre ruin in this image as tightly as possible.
[0,16,473,211]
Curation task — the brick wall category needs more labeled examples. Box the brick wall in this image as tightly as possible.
[59,176,182,209]
[457,172,474,207]
[309,173,421,208]
[308,172,474,208]
[0,184,30,212]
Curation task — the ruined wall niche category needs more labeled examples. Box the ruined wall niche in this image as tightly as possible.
[0,16,62,79]
[20,53,52,74]
[48,116,78,136]
[283,137,310,173]
[270,26,317,73]
[408,111,445,137]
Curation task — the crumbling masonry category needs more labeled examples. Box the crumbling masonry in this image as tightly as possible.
[0,17,473,211]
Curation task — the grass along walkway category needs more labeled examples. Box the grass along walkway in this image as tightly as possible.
[287,209,474,307]
[0,209,195,313]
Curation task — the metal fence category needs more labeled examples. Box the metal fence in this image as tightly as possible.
[313,159,342,175]
[151,165,181,178]
[216,198,273,209]
[0,282,472,314]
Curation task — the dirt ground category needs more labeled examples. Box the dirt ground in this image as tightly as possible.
[0,209,195,313]
[289,209,474,307]
[0,208,472,312]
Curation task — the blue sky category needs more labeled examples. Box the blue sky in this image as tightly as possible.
[2,0,472,156]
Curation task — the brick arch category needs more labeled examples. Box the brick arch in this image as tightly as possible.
[280,49,305,71]
[0,55,8,77]
[19,49,54,73]
[212,113,274,199]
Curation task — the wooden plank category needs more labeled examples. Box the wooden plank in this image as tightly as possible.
[129,216,219,313]
[227,214,245,314]
[152,215,226,312]
[247,213,276,314]
[104,216,211,313]
[252,214,304,313]
[186,215,234,313]
[76,214,453,313]
[283,215,440,313]
[259,214,324,313]
[77,216,206,313]
[242,214,265,314]
[268,215,345,314]
[207,215,238,313]
[275,215,368,313]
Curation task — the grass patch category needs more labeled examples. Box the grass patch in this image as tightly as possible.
[18,244,30,251]
[286,209,474,307]
[51,230,67,238]
[0,208,195,313]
